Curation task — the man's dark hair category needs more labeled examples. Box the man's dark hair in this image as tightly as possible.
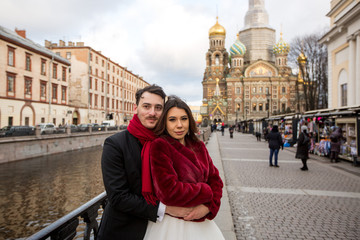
[153,95,199,143]
[135,84,166,105]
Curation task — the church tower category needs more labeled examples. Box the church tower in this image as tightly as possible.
[201,17,229,125]
[239,0,276,63]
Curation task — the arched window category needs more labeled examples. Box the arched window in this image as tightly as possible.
[215,56,220,66]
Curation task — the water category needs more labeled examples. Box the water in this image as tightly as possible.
[0,146,105,240]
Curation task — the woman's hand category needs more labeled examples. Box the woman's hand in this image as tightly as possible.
[165,206,194,218]
[183,204,210,221]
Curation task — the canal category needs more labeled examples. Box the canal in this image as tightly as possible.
[0,146,105,240]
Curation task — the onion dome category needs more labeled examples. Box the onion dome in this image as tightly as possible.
[273,32,290,55]
[297,50,307,64]
[230,34,246,56]
[209,16,226,36]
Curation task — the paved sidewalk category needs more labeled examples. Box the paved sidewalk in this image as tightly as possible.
[208,132,237,240]
[212,130,360,240]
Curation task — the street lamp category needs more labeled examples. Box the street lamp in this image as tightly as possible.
[266,93,271,118]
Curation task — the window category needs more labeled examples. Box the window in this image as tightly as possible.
[62,67,66,81]
[282,87,286,94]
[41,117,45,123]
[252,103,257,111]
[101,71,104,79]
[53,118,56,125]
[95,79,98,90]
[341,84,347,106]
[41,59,46,75]
[89,93,92,106]
[8,46,15,66]
[107,83,109,94]
[66,52,71,59]
[282,103,286,112]
[52,84,58,100]
[89,77,92,89]
[102,82,104,92]
[90,53,93,61]
[102,60,104,67]
[101,96,104,108]
[259,87,263,93]
[40,81,47,98]
[106,98,109,109]
[53,63,57,79]
[8,116,13,126]
[112,99,114,109]
[26,54,31,71]
[235,87,240,94]
[7,73,15,94]
[259,103,263,111]
[265,87,269,94]
[266,102,269,111]
[61,86,66,101]
[252,87,256,93]
[25,77,32,96]
[95,56,98,64]
[94,94,98,107]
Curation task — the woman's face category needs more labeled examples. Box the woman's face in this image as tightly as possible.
[166,107,189,145]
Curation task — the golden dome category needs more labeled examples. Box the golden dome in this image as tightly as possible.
[297,51,307,64]
[209,17,226,36]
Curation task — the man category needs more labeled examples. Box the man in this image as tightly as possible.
[97,85,191,239]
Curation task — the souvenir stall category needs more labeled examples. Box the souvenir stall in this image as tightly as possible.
[282,114,301,146]
[332,106,360,161]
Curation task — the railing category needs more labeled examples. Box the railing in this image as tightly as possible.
[27,192,107,240]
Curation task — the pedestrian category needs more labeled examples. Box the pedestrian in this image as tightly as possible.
[97,85,191,240]
[263,127,269,141]
[256,131,261,141]
[144,96,224,239]
[296,125,310,171]
[329,127,344,163]
[266,125,283,167]
[221,122,225,136]
[229,125,234,138]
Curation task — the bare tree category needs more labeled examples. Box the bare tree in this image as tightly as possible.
[288,33,328,111]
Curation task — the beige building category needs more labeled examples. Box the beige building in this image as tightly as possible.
[47,40,149,125]
[201,0,301,126]
[319,0,360,108]
[0,26,71,127]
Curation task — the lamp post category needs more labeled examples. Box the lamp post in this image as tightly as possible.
[266,93,271,118]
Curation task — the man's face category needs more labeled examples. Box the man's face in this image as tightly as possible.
[134,92,164,129]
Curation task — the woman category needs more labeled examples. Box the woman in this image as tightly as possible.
[144,96,224,240]
[266,125,283,167]
[296,125,310,171]
[330,127,343,163]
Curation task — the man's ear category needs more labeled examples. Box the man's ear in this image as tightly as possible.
[133,104,138,114]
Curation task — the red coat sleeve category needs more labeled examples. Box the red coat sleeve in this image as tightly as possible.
[150,139,213,208]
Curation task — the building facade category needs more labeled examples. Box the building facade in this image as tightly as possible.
[201,0,301,126]
[319,0,360,108]
[47,41,149,125]
[0,26,71,127]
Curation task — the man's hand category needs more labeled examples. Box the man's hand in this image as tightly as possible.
[165,206,194,218]
[183,204,210,221]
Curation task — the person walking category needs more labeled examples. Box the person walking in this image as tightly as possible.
[221,122,225,136]
[330,127,344,163]
[266,125,283,167]
[97,85,191,240]
[296,125,310,171]
[229,125,234,138]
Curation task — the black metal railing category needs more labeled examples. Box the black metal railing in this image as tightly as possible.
[27,192,107,240]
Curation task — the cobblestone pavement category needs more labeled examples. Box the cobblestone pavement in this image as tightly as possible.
[217,131,360,240]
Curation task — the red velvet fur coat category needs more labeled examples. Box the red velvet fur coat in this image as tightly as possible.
[149,136,223,221]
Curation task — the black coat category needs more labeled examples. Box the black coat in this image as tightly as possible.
[97,130,158,240]
[296,132,309,160]
[266,131,283,150]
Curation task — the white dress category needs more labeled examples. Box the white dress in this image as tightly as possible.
[143,214,225,240]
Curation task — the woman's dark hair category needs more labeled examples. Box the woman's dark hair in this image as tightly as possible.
[271,125,279,132]
[135,84,166,106]
[154,95,199,143]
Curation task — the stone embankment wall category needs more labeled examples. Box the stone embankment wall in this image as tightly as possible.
[0,131,117,164]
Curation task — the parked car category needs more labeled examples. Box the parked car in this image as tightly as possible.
[78,124,90,132]
[36,123,57,135]
[90,123,104,131]
[1,125,35,137]
[69,124,79,133]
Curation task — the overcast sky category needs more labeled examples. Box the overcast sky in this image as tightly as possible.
[0,0,330,106]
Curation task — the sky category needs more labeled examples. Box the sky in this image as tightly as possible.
[0,0,330,106]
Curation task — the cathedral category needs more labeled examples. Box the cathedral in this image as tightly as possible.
[201,0,301,126]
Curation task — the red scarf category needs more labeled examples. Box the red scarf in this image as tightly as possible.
[127,114,159,206]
